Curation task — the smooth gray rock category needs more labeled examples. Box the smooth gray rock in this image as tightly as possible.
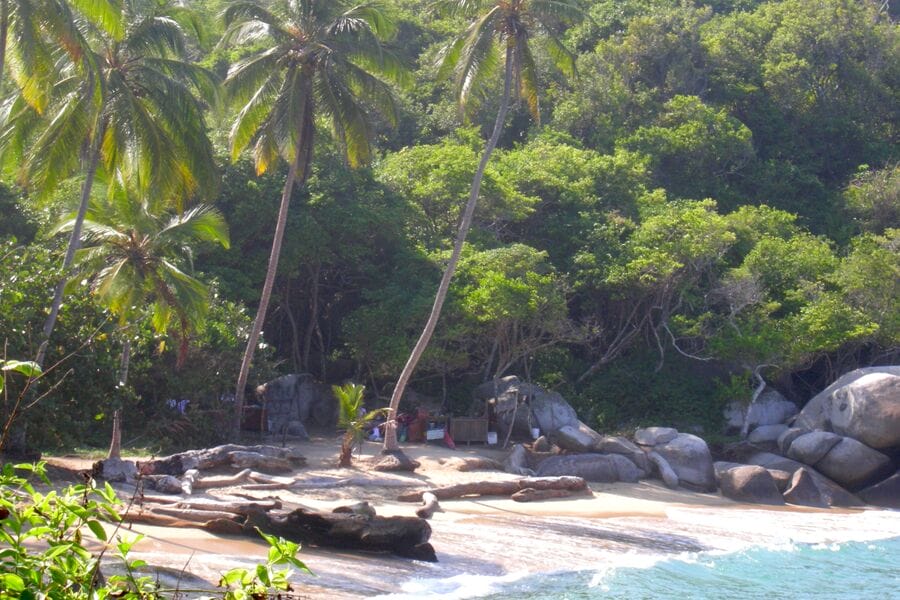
[794,366,900,431]
[719,466,785,505]
[748,424,789,444]
[858,470,900,509]
[747,451,805,473]
[714,461,791,492]
[747,389,799,428]
[554,422,604,453]
[769,469,793,493]
[777,427,810,455]
[815,437,892,490]
[649,451,679,489]
[535,453,644,483]
[786,431,843,465]
[634,427,678,447]
[654,433,716,492]
[594,436,652,473]
[829,373,900,449]
[783,468,828,508]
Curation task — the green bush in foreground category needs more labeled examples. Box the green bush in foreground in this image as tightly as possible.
[0,463,309,598]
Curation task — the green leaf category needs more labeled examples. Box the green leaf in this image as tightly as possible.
[1,360,41,377]
[87,520,107,541]
[2,573,25,592]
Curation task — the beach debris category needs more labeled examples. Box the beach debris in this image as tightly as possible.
[128,444,307,476]
[416,492,441,519]
[333,501,377,519]
[372,449,420,472]
[510,487,583,502]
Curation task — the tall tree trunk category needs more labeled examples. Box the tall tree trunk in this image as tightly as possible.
[382,44,516,452]
[0,0,9,97]
[35,131,103,367]
[107,409,121,460]
[233,111,313,438]
[118,337,131,387]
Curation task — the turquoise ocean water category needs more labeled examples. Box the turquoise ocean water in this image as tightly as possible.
[381,536,900,600]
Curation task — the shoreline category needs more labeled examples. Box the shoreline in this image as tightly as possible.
[43,438,900,598]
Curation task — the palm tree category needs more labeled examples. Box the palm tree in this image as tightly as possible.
[382,0,583,451]
[0,0,123,104]
[0,0,218,368]
[57,186,229,456]
[222,0,407,437]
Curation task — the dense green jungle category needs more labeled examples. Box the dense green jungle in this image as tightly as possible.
[0,0,897,453]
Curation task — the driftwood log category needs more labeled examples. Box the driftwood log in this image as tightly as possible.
[416,492,441,519]
[398,476,588,502]
[120,499,435,561]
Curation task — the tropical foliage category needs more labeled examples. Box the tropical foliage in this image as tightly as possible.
[0,0,897,454]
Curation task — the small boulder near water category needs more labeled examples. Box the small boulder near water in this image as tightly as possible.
[814,437,892,490]
[783,468,828,508]
[554,422,604,453]
[719,466,785,505]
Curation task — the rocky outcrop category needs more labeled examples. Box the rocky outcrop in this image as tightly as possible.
[793,366,900,432]
[256,373,336,436]
[745,452,863,507]
[535,453,644,483]
[719,466,784,505]
[858,470,900,509]
[474,376,580,440]
[786,431,843,465]
[813,437,892,490]
[652,433,716,492]
[783,468,828,508]
[594,436,651,473]
[828,373,900,449]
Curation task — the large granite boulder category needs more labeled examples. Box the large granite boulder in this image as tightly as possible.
[786,431,843,465]
[256,373,336,436]
[828,373,900,449]
[814,437,892,490]
[858,470,900,509]
[554,422,604,453]
[724,388,798,435]
[715,461,791,493]
[793,366,900,431]
[719,466,785,505]
[634,427,678,446]
[535,453,644,483]
[783,468,828,508]
[474,376,579,439]
[654,433,716,492]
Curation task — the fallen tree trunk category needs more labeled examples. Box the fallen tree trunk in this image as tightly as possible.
[397,476,588,502]
[511,487,585,502]
[136,496,282,513]
[145,505,242,523]
[137,445,306,476]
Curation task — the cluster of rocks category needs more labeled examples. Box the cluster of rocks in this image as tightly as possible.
[490,368,899,510]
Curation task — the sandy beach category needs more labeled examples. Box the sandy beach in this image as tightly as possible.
[44,437,900,598]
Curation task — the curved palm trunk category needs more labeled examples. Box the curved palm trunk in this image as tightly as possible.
[35,134,102,367]
[382,44,516,452]
[233,109,314,438]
